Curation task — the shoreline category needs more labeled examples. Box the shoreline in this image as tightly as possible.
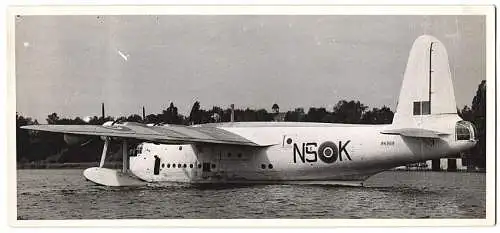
[16,162,122,169]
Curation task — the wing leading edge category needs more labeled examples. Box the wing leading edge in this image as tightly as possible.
[21,122,263,146]
[381,128,449,139]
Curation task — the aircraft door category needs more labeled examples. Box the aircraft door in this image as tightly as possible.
[201,162,218,179]
[200,146,220,179]
[153,155,161,175]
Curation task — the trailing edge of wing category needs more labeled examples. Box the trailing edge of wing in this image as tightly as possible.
[21,124,264,147]
[381,128,448,139]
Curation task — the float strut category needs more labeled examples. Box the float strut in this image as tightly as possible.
[122,140,128,173]
[99,137,109,168]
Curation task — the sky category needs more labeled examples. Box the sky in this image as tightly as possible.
[15,15,485,123]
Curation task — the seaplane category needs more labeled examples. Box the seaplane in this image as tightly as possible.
[22,35,478,187]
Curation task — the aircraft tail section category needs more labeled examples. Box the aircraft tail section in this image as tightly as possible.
[392,35,458,127]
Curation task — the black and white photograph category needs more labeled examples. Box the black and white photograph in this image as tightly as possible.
[7,5,495,226]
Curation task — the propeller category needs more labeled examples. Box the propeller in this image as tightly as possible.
[111,119,124,126]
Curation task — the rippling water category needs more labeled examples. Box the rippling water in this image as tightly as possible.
[16,169,485,219]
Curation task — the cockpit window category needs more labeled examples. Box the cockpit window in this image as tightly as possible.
[456,121,475,141]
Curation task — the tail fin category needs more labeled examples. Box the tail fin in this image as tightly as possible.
[392,35,457,127]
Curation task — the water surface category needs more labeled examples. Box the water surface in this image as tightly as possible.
[17,169,486,219]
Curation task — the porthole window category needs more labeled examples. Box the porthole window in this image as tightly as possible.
[161,163,165,168]
[228,153,231,157]
[237,153,242,158]
[178,163,181,168]
[198,164,202,169]
[173,164,176,168]
[211,164,216,169]
[261,164,266,169]
[167,164,171,168]
[286,138,292,144]
[190,164,193,168]
[183,164,187,168]
[178,146,182,151]
[268,164,273,169]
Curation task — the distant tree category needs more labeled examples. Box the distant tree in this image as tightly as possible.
[16,113,38,161]
[161,102,183,124]
[55,117,86,125]
[472,80,486,118]
[211,106,223,114]
[332,100,368,124]
[459,105,473,121]
[126,114,143,123]
[189,101,202,125]
[87,116,114,125]
[228,108,273,122]
[272,103,280,114]
[457,81,486,168]
[19,113,67,161]
[218,107,233,122]
[361,106,394,124]
[208,106,224,123]
[255,109,273,121]
[46,113,60,124]
[241,108,254,121]
[46,113,89,125]
[305,107,329,122]
[470,80,486,168]
[145,114,160,124]
[285,108,306,122]
[86,116,99,125]
[378,106,394,123]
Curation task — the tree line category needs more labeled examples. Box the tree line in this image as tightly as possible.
[16,80,486,168]
[457,80,486,168]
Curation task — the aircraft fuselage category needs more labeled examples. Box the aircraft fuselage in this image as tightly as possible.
[129,116,476,185]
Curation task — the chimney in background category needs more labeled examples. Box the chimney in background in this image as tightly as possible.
[230,104,235,122]
[101,103,105,119]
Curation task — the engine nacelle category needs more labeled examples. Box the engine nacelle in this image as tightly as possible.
[102,121,115,127]
[100,121,120,141]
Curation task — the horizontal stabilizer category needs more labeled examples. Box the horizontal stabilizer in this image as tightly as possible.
[21,123,264,146]
[381,128,448,139]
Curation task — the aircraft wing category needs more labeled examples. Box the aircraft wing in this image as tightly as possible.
[21,122,263,146]
[380,128,449,139]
